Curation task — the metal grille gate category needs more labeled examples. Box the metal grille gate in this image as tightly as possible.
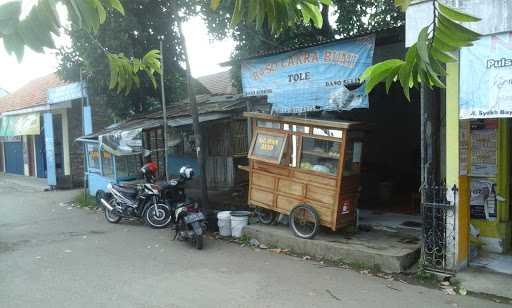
[422,184,457,274]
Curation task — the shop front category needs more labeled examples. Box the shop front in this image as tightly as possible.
[451,31,512,273]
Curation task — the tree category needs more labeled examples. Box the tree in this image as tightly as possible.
[0,0,160,94]
[57,0,205,119]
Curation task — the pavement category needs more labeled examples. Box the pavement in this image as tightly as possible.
[243,224,420,273]
[0,175,508,308]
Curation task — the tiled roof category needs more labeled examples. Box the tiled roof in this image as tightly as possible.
[197,70,237,95]
[0,73,68,114]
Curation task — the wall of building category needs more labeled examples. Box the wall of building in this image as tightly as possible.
[406,0,512,47]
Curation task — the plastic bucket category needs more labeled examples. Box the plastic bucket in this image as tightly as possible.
[217,211,232,237]
[230,211,250,238]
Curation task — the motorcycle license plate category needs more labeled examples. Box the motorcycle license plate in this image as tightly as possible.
[184,212,205,224]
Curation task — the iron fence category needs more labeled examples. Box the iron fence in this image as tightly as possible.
[422,183,457,274]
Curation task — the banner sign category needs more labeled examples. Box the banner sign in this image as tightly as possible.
[460,32,512,119]
[0,113,40,136]
[48,82,86,104]
[241,35,375,113]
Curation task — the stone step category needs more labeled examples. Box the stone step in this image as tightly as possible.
[243,224,421,273]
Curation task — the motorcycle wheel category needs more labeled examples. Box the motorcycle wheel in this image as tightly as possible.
[104,198,121,224]
[194,234,203,250]
[144,203,172,228]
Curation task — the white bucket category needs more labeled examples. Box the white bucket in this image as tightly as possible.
[230,211,250,238]
[217,211,232,237]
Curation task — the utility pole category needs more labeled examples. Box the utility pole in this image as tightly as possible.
[178,22,209,209]
[160,39,169,181]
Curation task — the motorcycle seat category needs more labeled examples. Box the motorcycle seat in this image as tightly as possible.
[158,179,180,190]
[112,184,138,196]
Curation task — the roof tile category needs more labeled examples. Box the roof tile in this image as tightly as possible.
[0,73,68,114]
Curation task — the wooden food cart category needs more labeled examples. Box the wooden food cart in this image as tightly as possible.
[244,112,365,239]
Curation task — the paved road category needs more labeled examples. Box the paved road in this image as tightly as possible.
[0,176,507,308]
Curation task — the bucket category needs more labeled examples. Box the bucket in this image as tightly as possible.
[230,211,250,238]
[217,211,232,237]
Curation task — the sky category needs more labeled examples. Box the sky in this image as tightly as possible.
[0,5,235,93]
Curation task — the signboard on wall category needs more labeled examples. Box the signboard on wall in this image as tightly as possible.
[241,35,375,113]
[460,32,512,119]
[470,126,497,177]
[48,82,86,104]
[0,113,40,136]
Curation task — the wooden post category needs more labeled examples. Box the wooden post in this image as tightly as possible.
[178,22,209,209]
[160,39,169,182]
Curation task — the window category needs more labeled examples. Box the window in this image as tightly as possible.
[249,131,287,164]
[300,137,340,176]
[343,141,363,176]
[101,150,114,178]
[86,144,100,172]
[116,155,141,179]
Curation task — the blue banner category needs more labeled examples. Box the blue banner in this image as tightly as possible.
[241,35,375,113]
[460,32,512,119]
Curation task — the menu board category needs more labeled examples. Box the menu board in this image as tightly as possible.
[249,132,287,163]
[470,127,497,177]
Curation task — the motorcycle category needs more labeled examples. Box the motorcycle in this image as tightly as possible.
[100,162,172,228]
[163,167,207,250]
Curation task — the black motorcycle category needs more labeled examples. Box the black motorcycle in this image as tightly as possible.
[100,168,172,228]
[161,167,207,249]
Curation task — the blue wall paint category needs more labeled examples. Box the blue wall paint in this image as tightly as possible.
[83,105,93,135]
[87,172,113,197]
[35,132,46,178]
[44,113,57,186]
[4,141,24,175]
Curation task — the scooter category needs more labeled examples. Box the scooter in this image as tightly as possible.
[172,200,207,249]
[165,167,207,249]
[100,162,172,228]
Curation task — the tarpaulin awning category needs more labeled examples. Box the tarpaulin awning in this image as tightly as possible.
[0,113,40,136]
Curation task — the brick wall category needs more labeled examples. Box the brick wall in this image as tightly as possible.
[67,98,113,188]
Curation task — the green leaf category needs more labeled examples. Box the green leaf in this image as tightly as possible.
[437,2,481,23]
[104,0,125,15]
[394,0,412,12]
[416,27,430,65]
[211,0,221,10]
[362,59,405,93]
[231,0,242,27]
[0,1,22,36]
[3,31,24,61]
[435,24,473,48]
[385,63,403,93]
[398,63,412,100]
[437,13,480,41]
[430,45,457,63]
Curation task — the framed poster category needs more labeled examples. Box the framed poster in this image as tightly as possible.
[470,178,497,220]
[248,131,287,164]
[470,126,497,177]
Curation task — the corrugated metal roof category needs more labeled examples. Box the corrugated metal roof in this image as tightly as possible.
[221,25,404,66]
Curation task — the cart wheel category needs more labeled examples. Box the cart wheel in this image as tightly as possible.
[289,204,319,239]
[255,208,276,225]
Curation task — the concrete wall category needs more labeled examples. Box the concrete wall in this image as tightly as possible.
[406,0,512,47]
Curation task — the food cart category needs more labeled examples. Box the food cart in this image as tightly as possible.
[243,112,365,239]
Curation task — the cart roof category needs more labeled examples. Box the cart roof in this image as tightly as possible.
[244,112,366,130]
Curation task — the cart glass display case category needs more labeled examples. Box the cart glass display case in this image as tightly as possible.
[245,112,365,238]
